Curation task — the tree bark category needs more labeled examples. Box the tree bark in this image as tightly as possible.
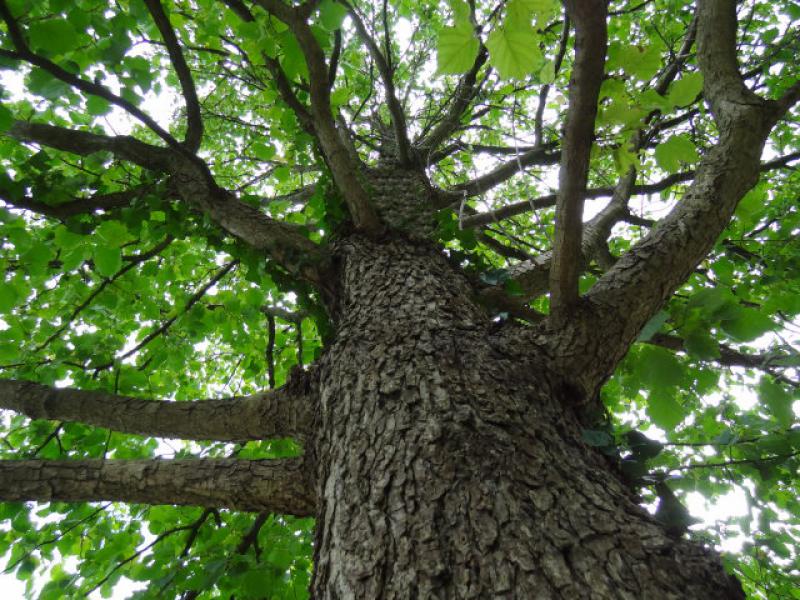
[0,378,314,442]
[0,457,314,516]
[309,236,743,599]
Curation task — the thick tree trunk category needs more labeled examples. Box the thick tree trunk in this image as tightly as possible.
[310,236,742,599]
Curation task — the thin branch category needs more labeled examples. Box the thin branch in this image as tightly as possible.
[535,13,570,145]
[254,0,382,234]
[143,0,204,152]
[449,145,560,197]
[549,0,609,319]
[93,260,239,371]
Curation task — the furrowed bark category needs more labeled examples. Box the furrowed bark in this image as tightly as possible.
[0,378,314,442]
[549,0,608,319]
[0,458,315,516]
[550,0,799,398]
[310,234,743,598]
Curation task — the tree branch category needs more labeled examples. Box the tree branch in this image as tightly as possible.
[344,1,413,165]
[546,0,787,401]
[448,145,560,197]
[0,457,315,516]
[8,121,173,171]
[0,376,314,442]
[0,186,148,220]
[143,0,204,152]
[549,0,609,319]
[254,0,382,234]
[416,45,490,156]
[0,0,184,153]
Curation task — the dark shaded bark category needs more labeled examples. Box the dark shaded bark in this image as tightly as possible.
[309,236,742,599]
[0,457,314,516]
[0,378,314,442]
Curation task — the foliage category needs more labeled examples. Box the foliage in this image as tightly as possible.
[0,0,797,597]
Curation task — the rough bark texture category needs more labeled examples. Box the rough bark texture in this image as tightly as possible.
[309,236,742,599]
[0,458,314,516]
[0,379,313,442]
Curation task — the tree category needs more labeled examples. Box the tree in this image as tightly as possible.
[0,0,797,596]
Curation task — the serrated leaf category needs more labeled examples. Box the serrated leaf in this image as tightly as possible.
[683,330,721,360]
[719,306,774,342]
[436,24,480,74]
[251,142,276,160]
[617,44,662,80]
[0,284,19,313]
[86,95,112,116]
[637,345,685,389]
[0,104,13,132]
[486,24,541,80]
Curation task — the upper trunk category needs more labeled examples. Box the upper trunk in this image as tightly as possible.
[309,234,743,598]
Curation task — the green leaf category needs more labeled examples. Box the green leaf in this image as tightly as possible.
[758,378,795,428]
[251,142,276,160]
[27,19,79,56]
[719,306,774,342]
[319,0,347,31]
[637,345,685,389]
[668,72,703,107]
[436,24,480,75]
[647,390,687,430]
[93,246,122,277]
[0,103,13,132]
[86,96,112,116]
[683,330,721,360]
[616,44,662,80]
[654,134,699,173]
[485,24,541,80]
[0,284,19,313]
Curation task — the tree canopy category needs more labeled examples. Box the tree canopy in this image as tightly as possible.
[0,0,798,597]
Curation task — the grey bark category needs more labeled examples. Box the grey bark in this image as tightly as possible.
[308,235,743,599]
[0,457,314,516]
[0,378,314,442]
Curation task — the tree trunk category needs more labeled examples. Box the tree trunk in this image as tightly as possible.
[310,235,743,599]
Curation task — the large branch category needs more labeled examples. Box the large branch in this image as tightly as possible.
[0,186,147,220]
[0,378,313,441]
[254,0,382,234]
[345,1,413,165]
[0,457,315,516]
[416,46,490,156]
[143,0,204,152]
[549,0,608,318]
[8,121,173,171]
[550,0,799,401]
